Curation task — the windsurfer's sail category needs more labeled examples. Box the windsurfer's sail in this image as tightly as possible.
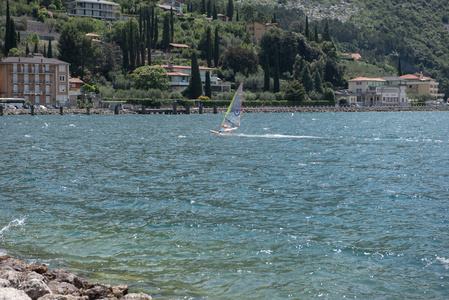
[210,83,243,134]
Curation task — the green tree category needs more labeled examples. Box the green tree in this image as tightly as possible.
[47,39,53,58]
[220,45,258,77]
[302,64,313,93]
[397,57,403,76]
[305,15,309,40]
[132,66,169,90]
[207,0,211,17]
[264,55,270,92]
[201,0,206,15]
[34,41,38,54]
[313,68,323,94]
[273,45,280,93]
[283,80,306,104]
[214,26,220,67]
[58,23,83,76]
[206,26,212,67]
[322,19,331,42]
[205,70,212,98]
[161,14,170,51]
[227,0,234,21]
[4,0,17,57]
[189,52,203,99]
[213,3,217,20]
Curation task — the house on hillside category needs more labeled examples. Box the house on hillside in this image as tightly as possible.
[399,73,443,100]
[341,53,361,61]
[66,0,120,20]
[159,0,184,13]
[245,21,279,43]
[158,64,231,93]
[0,54,70,106]
[216,14,229,22]
[338,76,408,106]
[167,43,190,53]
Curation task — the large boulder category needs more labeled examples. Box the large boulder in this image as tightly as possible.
[0,287,32,300]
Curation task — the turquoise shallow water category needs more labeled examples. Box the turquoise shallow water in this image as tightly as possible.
[1,112,449,298]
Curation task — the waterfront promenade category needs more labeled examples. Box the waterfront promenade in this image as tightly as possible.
[1,105,449,116]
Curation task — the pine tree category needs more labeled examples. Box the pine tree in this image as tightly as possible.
[189,52,203,99]
[227,0,234,21]
[48,39,53,58]
[264,55,270,92]
[206,26,212,67]
[273,45,280,93]
[205,70,212,98]
[214,26,220,67]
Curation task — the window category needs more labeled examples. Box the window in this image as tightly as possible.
[46,96,50,103]
[59,65,66,72]
[59,85,66,93]
[35,96,40,103]
[59,75,66,82]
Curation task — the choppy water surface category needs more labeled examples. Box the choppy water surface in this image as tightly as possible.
[1,112,449,298]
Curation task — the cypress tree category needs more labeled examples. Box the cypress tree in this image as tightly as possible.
[322,19,331,42]
[146,7,152,65]
[201,0,206,15]
[313,69,323,94]
[206,26,212,67]
[26,44,30,56]
[34,41,39,54]
[139,6,144,66]
[227,0,234,21]
[4,0,12,56]
[213,3,217,20]
[43,44,47,57]
[170,8,174,42]
[235,9,239,22]
[189,52,203,99]
[129,21,136,70]
[314,24,319,43]
[305,16,309,40]
[397,57,403,76]
[48,39,53,58]
[153,14,159,48]
[214,26,219,67]
[162,14,170,51]
[122,27,129,71]
[207,0,211,17]
[17,31,20,44]
[272,13,276,23]
[273,45,280,93]
[264,55,270,92]
[205,70,212,98]
[302,65,313,93]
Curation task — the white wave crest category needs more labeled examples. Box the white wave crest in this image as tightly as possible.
[0,218,26,237]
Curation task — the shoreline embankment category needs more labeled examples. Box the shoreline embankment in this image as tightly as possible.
[1,105,449,116]
[0,255,152,300]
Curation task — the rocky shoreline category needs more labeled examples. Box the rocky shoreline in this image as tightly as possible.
[1,105,449,116]
[0,255,152,300]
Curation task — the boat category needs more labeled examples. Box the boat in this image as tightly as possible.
[210,83,243,135]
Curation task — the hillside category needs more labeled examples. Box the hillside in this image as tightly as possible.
[244,0,449,98]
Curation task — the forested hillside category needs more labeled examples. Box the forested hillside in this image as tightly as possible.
[252,0,449,97]
[1,0,449,100]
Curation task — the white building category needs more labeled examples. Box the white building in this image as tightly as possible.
[67,0,120,20]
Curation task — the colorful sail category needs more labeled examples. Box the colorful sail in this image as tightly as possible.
[220,83,243,133]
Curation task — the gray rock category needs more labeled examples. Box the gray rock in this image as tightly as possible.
[47,281,80,296]
[18,277,51,300]
[0,287,32,300]
[37,295,89,300]
[121,293,152,300]
[0,279,10,288]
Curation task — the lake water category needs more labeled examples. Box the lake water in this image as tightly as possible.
[1,112,449,299]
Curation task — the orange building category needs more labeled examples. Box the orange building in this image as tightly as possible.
[399,73,443,99]
[0,54,70,106]
[245,21,279,43]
